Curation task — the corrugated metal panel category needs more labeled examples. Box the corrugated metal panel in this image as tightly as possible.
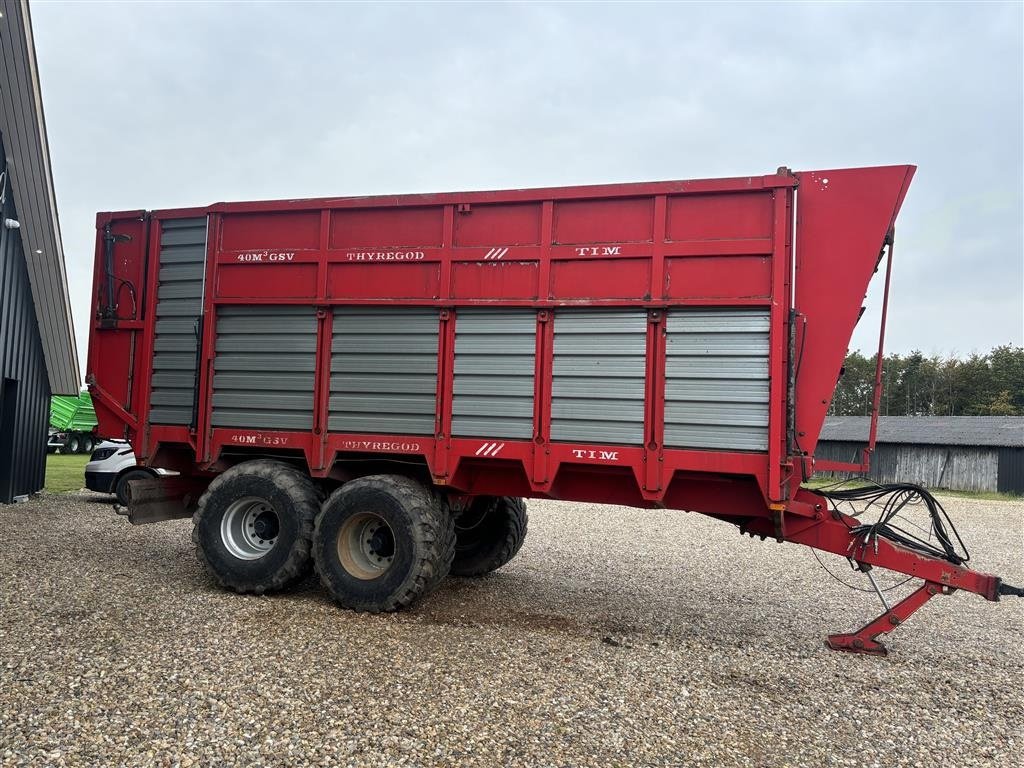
[664,309,769,452]
[330,308,439,435]
[997,448,1024,494]
[0,161,51,502]
[211,306,317,431]
[0,4,80,394]
[551,309,646,445]
[148,218,207,424]
[452,309,536,439]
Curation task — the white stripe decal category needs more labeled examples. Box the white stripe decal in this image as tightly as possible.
[475,443,491,455]
[492,442,505,456]
[482,443,497,456]
[483,246,509,260]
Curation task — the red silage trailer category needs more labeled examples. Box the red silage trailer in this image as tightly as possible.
[87,165,1021,655]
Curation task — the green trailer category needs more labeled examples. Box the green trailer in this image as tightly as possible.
[47,391,98,454]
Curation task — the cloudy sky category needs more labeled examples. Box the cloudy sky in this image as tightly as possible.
[30,1,1023,373]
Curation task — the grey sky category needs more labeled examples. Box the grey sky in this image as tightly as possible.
[30,1,1023,374]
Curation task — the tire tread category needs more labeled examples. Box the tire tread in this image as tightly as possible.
[450,496,528,578]
[313,475,455,612]
[192,460,317,594]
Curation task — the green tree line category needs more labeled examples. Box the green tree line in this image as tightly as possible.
[829,345,1024,417]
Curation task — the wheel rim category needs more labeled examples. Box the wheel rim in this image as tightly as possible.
[337,512,396,580]
[220,496,281,561]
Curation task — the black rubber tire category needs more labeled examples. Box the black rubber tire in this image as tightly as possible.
[115,468,154,506]
[65,435,80,454]
[192,460,318,594]
[81,435,95,455]
[313,475,455,612]
[450,496,528,577]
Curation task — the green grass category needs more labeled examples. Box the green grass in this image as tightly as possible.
[801,476,1020,502]
[929,488,1021,502]
[802,477,873,491]
[45,453,89,493]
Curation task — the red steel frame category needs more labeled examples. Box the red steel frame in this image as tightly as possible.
[815,229,895,475]
[95,171,806,509]
[87,165,1018,654]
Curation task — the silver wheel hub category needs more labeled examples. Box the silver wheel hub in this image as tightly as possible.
[221,497,280,561]
[337,512,396,580]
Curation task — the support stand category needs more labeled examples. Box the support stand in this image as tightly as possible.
[826,581,943,656]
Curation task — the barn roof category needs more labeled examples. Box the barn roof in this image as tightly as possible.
[820,416,1024,448]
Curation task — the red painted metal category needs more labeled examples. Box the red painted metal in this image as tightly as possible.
[86,164,1021,651]
[826,582,942,657]
[866,231,895,465]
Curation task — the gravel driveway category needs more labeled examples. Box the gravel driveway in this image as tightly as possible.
[2,491,1021,767]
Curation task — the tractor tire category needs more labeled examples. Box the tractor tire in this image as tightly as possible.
[313,475,455,612]
[115,468,153,506]
[81,435,95,454]
[192,460,318,594]
[65,435,80,454]
[450,496,528,577]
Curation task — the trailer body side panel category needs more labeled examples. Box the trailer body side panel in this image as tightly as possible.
[88,166,916,510]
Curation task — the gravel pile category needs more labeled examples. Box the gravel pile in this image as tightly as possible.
[2,490,1021,767]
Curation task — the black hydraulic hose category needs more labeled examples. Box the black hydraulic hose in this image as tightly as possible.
[103,223,116,318]
[102,224,133,319]
[813,482,970,565]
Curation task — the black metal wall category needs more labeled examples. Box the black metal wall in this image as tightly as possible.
[0,147,51,502]
[997,448,1024,495]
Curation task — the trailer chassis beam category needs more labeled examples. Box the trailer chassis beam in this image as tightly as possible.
[739,500,1022,653]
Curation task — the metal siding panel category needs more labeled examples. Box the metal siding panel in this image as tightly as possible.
[159,262,205,283]
[211,305,317,431]
[328,414,436,435]
[160,227,208,246]
[0,10,80,394]
[452,309,536,440]
[148,217,207,425]
[157,281,204,300]
[213,372,319,391]
[330,355,437,375]
[664,309,770,452]
[329,308,439,435]
[998,448,1024,494]
[551,309,646,445]
[153,298,203,317]
[0,179,51,501]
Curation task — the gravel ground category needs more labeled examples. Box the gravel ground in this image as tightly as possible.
[1,490,1021,767]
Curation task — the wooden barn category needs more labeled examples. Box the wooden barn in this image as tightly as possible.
[817,417,1024,495]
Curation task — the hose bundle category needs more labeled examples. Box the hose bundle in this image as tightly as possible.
[813,482,969,565]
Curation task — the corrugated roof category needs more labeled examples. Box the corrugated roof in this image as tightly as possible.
[821,416,1024,448]
[0,0,79,394]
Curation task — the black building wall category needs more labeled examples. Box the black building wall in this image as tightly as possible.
[997,448,1024,495]
[0,146,51,502]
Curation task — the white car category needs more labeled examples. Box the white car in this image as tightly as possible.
[84,441,173,506]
